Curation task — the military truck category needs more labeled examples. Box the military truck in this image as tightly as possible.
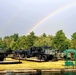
[0,48,13,61]
[13,46,58,61]
[13,47,43,59]
[0,48,7,61]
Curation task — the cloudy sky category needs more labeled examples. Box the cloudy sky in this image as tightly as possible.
[0,0,76,39]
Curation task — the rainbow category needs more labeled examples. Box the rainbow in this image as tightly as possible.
[2,2,76,36]
[26,2,76,35]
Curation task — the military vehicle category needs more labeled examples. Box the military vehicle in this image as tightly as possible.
[0,48,6,61]
[0,48,13,61]
[13,47,43,59]
[13,46,59,61]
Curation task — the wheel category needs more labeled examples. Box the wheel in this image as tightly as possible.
[49,55,54,60]
[0,57,4,61]
[20,54,25,58]
[37,55,42,60]
[27,55,30,58]
[42,55,47,61]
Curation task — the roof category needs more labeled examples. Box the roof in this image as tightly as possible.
[63,49,76,54]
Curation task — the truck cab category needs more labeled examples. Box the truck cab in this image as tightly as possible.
[0,48,6,61]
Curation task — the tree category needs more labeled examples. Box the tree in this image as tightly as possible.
[34,34,53,47]
[71,32,76,49]
[52,30,68,52]
[10,33,19,42]
[16,36,27,49]
[71,32,76,40]
[26,31,37,48]
[3,36,11,49]
[0,31,74,50]
[42,33,46,37]
[0,38,3,48]
[10,40,16,50]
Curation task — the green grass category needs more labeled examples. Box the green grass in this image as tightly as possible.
[0,58,65,70]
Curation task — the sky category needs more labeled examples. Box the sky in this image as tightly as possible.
[0,0,76,39]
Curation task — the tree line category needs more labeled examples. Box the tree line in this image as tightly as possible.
[0,30,76,52]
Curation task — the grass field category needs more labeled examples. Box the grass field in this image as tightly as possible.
[0,58,66,70]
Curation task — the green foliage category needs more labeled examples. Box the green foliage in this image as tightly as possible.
[71,32,76,40]
[34,34,53,47]
[71,32,76,49]
[0,30,75,52]
[51,30,70,52]
[0,38,3,48]
[25,31,37,48]
[10,33,19,41]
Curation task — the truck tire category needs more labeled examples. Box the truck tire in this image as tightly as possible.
[49,55,54,60]
[20,54,25,58]
[37,55,42,60]
[0,57,4,61]
[42,55,47,61]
